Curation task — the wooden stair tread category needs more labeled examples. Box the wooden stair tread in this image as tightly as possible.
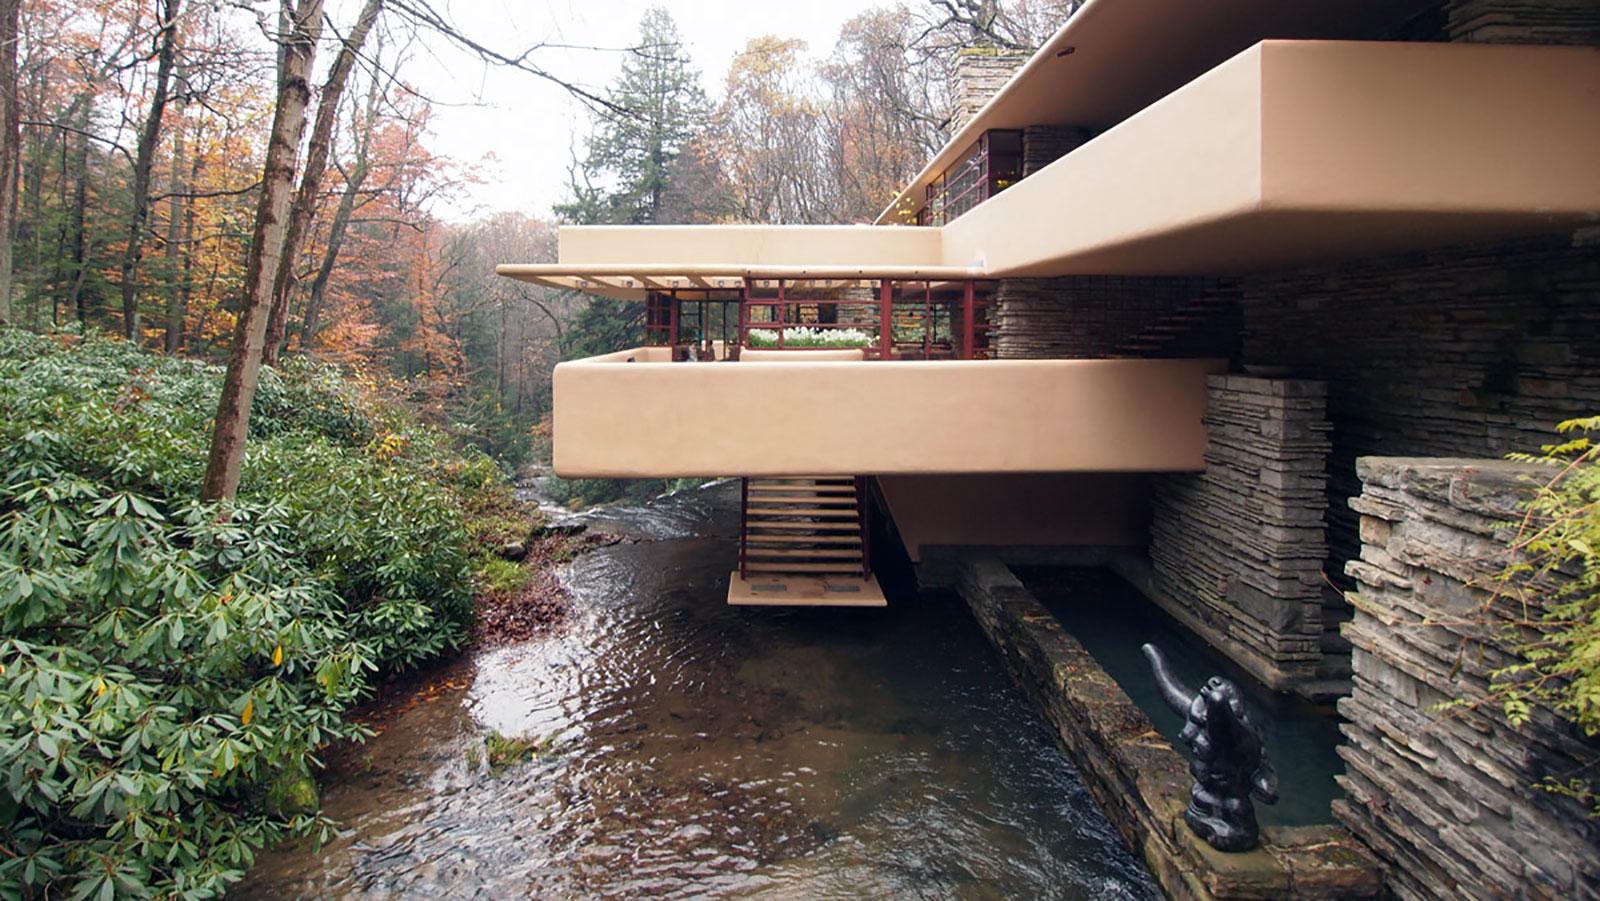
[747,493,857,504]
[745,534,862,545]
[746,506,858,517]
[745,548,862,559]
[747,521,860,531]
[745,485,855,494]
[746,562,863,573]
[727,572,886,608]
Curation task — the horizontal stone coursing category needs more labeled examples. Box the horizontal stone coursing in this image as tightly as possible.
[953,50,1031,131]
[1446,0,1600,44]
[1150,376,1333,695]
[1235,232,1600,692]
[1336,457,1600,900]
[994,275,1216,359]
[1022,125,1091,177]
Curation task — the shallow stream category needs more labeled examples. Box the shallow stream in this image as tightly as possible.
[241,481,1157,898]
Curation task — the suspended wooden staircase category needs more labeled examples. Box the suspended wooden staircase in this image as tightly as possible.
[728,476,886,607]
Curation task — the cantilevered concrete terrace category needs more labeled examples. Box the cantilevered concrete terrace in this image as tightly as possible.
[551,350,1224,478]
[500,40,1600,293]
[497,36,1600,482]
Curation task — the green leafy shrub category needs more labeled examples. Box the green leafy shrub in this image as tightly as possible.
[0,331,491,896]
[1491,415,1600,813]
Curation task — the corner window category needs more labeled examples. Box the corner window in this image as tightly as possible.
[919,129,1023,225]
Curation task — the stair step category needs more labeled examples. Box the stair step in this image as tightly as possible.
[745,548,862,559]
[745,534,862,545]
[746,562,864,574]
[728,573,886,608]
[748,486,864,499]
[747,493,857,505]
[747,506,858,518]
[745,485,856,494]
[747,521,860,532]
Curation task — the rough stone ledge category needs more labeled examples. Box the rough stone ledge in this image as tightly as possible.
[1353,458,1544,523]
[956,555,1381,900]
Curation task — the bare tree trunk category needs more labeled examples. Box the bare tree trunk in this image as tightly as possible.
[20,61,50,326]
[174,149,200,350]
[0,0,22,326]
[162,116,187,353]
[200,0,325,502]
[298,160,363,347]
[65,101,91,329]
[116,0,182,341]
[497,296,507,399]
[263,0,383,365]
[300,57,382,348]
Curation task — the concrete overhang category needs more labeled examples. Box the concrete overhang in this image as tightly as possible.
[497,224,953,299]
[496,262,981,301]
[499,41,1600,288]
[876,0,1433,225]
[946,40,1600,276]
[552,350,1226,478]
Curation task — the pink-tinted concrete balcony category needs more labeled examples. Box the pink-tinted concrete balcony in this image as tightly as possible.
[549,352,1225,478]
[501,40,1600,293]
[939,40,1600,275]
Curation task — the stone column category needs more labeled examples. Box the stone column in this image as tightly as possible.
[1148,376,1334,697]
[953,48,1032,131]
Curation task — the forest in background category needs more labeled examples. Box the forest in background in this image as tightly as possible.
[0,0,1080,490]
[0,6,1088,893]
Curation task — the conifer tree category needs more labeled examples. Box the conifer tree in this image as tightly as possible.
[556,7,711,360]
[558,7,707,226]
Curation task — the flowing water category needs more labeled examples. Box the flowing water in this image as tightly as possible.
[241,482,1158,899]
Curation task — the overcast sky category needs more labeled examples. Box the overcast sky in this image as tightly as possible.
[401,0,887,221]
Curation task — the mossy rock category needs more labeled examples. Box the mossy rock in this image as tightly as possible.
[265,770,320,817]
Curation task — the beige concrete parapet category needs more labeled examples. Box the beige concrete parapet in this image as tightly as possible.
[551,351,1226,478]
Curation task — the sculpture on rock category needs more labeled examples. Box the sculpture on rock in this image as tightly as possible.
[1141,643,1279,852]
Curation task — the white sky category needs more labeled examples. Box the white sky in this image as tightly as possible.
[401,1,887,221]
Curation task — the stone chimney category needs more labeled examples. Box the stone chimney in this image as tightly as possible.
[953,48,1033,131]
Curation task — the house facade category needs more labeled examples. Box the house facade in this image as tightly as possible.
[501,3,1600,894]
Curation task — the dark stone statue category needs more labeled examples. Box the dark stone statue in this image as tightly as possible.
[1141,643,1279,852]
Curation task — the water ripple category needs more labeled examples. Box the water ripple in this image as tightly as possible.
[239,481,1157,899]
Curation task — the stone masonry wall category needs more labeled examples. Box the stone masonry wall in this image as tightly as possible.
[1235,232,1600,605]
[953,49,1032,130]
[1148,376,1334,696]
[1022,125,1090,176]
[1336,457,1600,899]
[993,276,1213,359]
[1446,0,1600,44]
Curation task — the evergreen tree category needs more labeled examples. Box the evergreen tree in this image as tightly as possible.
[557,7,708,226]
[555,8,711,362]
